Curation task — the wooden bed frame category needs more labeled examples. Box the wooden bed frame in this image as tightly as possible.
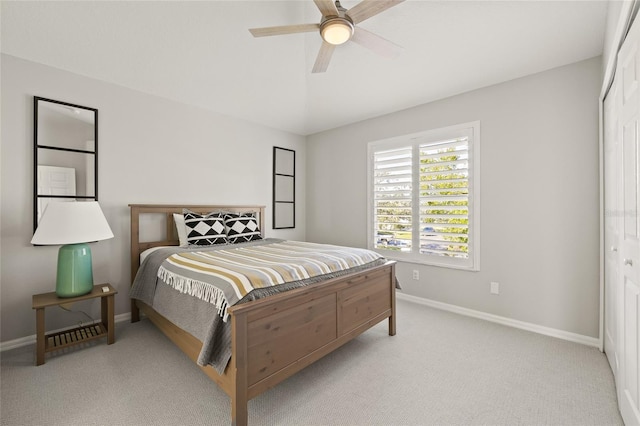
[129,204,396,426]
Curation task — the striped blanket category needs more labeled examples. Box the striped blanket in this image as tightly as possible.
[157,240,383,322]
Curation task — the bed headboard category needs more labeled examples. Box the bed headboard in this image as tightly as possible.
[129,204,266,283]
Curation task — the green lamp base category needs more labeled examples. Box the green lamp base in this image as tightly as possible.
[56,243,94,298]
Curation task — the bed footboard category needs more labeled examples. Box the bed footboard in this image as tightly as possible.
[227,260,396,425]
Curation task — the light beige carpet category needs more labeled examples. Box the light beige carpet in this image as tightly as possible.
[0,298,623,425]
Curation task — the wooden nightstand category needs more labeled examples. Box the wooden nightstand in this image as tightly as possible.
[32,283,117,365]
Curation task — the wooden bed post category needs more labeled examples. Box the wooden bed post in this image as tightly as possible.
[389,263,397,336]
[130,206,140,323]
[231,312,249,426]
[131,300,140,323]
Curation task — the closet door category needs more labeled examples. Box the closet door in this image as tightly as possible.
[604,78,621,377]
[617,15,640,425]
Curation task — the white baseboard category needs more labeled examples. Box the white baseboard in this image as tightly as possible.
[396,292,600,348]
[0,312,132,352]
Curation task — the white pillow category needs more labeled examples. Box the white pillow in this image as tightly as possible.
[173,213,188,247]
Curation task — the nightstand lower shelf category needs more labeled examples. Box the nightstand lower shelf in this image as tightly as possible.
[44,323,107,352]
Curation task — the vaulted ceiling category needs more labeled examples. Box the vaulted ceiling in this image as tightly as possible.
[1,1,607,135]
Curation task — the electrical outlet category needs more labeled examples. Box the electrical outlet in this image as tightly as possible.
[490,282,499,295]
[412,270,419,280]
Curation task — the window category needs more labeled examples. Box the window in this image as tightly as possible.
[368,121,480,270]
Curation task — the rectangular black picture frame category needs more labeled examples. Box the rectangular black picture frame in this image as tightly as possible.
[273,146,295,229]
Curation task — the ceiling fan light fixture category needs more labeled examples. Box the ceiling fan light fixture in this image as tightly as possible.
[320,17,354,45]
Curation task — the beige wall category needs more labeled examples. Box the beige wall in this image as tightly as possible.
[306,56,602,338]
[0,54,306,343]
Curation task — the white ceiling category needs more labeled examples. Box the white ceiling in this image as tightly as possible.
[1,1,607,136]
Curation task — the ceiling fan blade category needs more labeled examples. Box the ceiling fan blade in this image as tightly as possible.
[313,0,339,17]
[249,23,319,37]
[312,41,336,73]
[346,0,405,25]
[351,27,402,58]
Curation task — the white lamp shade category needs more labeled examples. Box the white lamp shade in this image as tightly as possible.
[31,201,114,245]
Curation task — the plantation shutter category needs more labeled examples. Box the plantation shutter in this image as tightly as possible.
[372,146,413,251]
[419,137,469,259]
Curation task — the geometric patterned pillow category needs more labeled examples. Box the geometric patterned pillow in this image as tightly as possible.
[183,210,228,246]
[223,212,262,243]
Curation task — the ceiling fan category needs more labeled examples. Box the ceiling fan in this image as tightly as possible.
[249,0,405,73]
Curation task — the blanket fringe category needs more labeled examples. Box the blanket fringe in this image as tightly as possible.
[158,267,230,322]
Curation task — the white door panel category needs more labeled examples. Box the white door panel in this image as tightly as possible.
[622,279,639,421]
[604,81,621,374]
[617,15,640,425]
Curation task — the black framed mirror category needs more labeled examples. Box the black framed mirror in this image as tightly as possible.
[273,146,295,229]
[34,96,98,232]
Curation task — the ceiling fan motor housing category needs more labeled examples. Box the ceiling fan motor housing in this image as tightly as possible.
[318,0,354,45]
[320,16,354,45]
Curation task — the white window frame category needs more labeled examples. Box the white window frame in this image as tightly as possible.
[367,121,480,271]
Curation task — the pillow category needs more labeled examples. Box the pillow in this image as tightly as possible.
[224,212,262,243]
[183,210,228,246]
[173,213,188,247]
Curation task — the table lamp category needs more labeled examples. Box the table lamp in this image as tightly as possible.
[31,201,114,298]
